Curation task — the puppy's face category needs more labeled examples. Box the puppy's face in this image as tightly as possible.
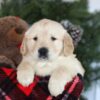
[21,19,74,61]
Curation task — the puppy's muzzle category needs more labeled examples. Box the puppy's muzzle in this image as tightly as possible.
[38,47,48,59]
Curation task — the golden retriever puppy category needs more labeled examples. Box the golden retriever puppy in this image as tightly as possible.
[17,19,85,96]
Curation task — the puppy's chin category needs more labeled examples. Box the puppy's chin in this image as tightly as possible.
[38,57,49,62]
[38,54,59,62]
[34,56,57,62]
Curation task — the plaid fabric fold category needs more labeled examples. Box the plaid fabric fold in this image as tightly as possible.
[0,66,84,100]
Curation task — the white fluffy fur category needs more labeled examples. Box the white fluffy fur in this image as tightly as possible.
[17,19,85,97]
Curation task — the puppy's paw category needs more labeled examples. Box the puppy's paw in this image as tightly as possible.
[48,78,65,97]
[48,73,72,97]
[17,69,34,87]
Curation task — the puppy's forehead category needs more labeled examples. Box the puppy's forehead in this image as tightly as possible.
[25,19,66,38]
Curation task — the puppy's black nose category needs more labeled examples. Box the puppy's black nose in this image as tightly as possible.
[38,47,48,59]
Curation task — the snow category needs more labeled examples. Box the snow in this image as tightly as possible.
[88,0,100,12]
[84,81,100,100]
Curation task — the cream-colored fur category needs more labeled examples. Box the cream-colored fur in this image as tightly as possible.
[17,19,85,97]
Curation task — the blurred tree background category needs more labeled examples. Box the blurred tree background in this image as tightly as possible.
[0,0,100,99]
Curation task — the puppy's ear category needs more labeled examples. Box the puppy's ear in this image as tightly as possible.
[63,32,74,56]
[20,37,28,56]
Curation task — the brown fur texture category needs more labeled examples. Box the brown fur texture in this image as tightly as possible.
[0,16,29,68]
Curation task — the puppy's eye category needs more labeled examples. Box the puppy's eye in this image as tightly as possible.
[33,37,38,41]
[51,37,57,41]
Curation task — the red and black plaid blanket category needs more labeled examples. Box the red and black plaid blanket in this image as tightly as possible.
[0,65,84,100]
